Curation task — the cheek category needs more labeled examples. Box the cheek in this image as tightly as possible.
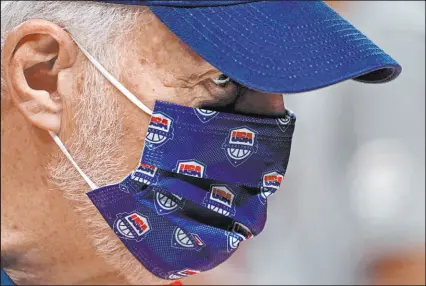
[120,62,177,109]
[114,89,151,165]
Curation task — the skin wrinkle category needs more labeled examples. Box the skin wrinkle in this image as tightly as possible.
[142,55,221,89]
[2,3,152,284]
[1,2,285,285]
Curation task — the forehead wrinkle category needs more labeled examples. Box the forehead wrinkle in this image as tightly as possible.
[164,67,221,88]
[138,52,221,89]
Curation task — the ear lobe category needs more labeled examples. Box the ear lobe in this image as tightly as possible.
[2,19,78,134]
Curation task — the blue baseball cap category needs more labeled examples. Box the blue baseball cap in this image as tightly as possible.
[99,0,402,93]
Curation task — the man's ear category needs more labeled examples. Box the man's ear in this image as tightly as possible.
[2,19,78,134]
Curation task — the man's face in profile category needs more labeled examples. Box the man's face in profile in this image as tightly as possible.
[1,4,284,285]
[1,1,402,285]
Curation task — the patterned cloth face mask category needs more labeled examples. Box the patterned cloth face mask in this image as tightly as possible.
[48,39,296,280]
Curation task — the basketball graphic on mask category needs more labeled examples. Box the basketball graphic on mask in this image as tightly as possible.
[203,185,236,217]
[229,235,240,248]
[157,192,178,210]
[222,127,258,167]
[277,117,290,125]
[276,109,294,132]
[168,269,201,280]
[145,113,174,149]
[226,231,242,252]
[131,163,158,185]
[154,190,185,215]
[197,109,216,116]
[259,171,284,205]
[174,228,194,248]
[116,219,134,239]
[113,212,151,242]
[194,108,219,123]
[172,227,205,251]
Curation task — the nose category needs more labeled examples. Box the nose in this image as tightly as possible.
[234,89,286,117]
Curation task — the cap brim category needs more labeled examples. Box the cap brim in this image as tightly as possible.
[149,1,402,93]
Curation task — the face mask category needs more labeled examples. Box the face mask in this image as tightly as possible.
[49,38,296,280]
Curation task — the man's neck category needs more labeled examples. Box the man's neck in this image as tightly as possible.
[1,108,129,285]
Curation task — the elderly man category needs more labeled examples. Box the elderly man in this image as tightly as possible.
[1,1,401,285]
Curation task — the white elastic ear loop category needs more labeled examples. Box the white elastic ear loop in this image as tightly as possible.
[48,131,98,190]
[72,37,153,116]
[48,38,154,190]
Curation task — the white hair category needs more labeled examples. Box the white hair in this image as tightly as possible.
[1,2,163,284]
[1,1,146,99]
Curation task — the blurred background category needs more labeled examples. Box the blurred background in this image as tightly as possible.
[187,1,425,285]
[2,1,423,285]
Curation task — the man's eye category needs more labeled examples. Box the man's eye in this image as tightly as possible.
[213,74,231,86]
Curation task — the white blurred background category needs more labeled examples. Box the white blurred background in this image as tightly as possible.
[188,1,425,285]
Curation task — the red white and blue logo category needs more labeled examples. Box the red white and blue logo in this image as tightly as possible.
[193,108,219,123]
[222,127,258,167]
[174,160,207,178]
[168,269,201,280]
[154,190,185,215]
[203,185,236,217]
[226,231,243,253]
[171,227,205,251]
[258,171,284,205]
[113,212,151,242]
[232,221,253,241]
[276,110,293,133]
[119,163,158,193]
[131,163,158,185]
[145,112,174,149]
